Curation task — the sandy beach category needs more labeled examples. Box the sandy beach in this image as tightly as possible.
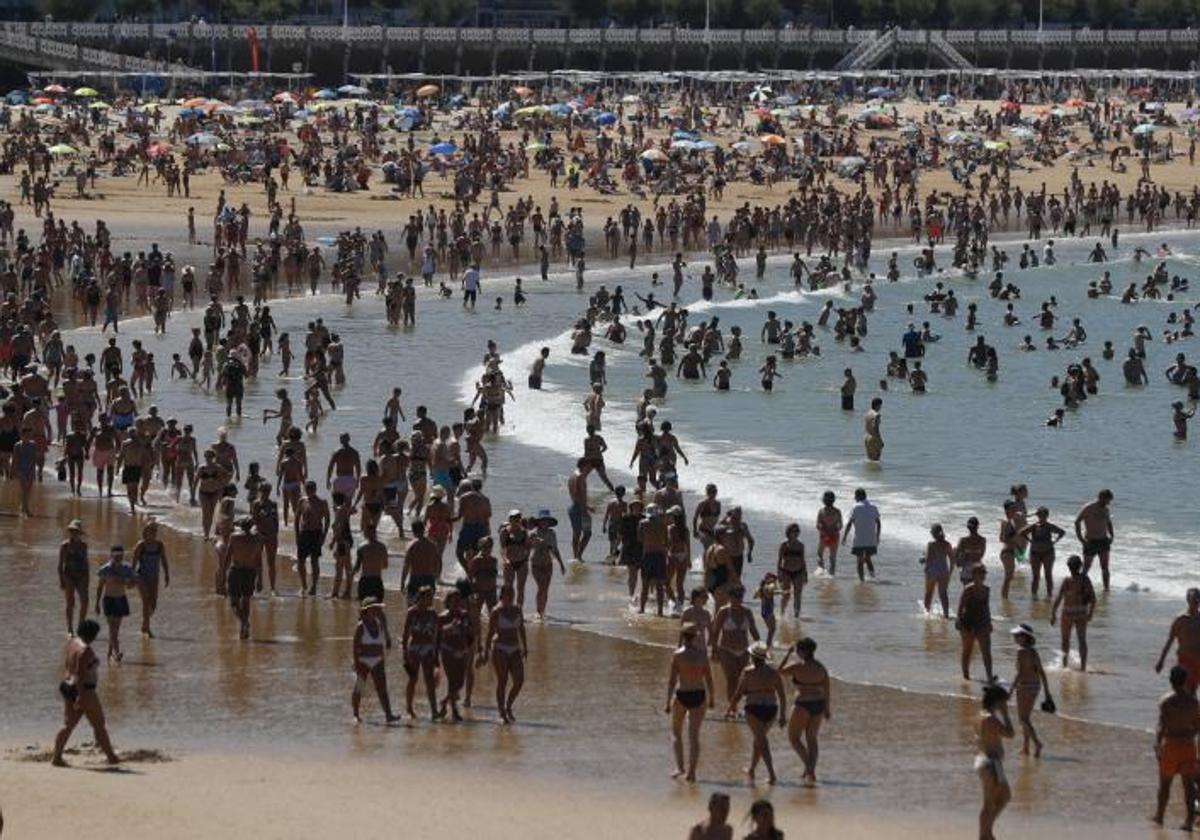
[1,77,1199,838]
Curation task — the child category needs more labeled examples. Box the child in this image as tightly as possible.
[385,387,406,424]
[243,463,265,506]
[141,354,157,395]
[277,333,292,377]
[494,296,503,311]
[755,573,778,649]
[198,347,214,390]
[1173,401,1196,440]
[514,278,526,307]
[602,485,627,563]
[305,384,324,433]
[758,355,781,392]
[725,326,742,360]
[169,353,192,381]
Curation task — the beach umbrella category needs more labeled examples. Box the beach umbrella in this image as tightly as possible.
[42,84,66,94]
[945,131,969,145]
[147,142,172,157]
[273,92,297,104]
[525,141,549,152]
[48,143,76,155]
[513,105,547,117]
[1000,100,1021,112]
[235,115,264,126]
[314,88,338,100]
[186,132,219,146]
[1064,97,1087,107]
[937,93,956,106]
[671,139,700,151]
[621,94,641,104]
[694,140,716,151]
[640,148,668,162]
[867,86,894,99]
[34,103,54,113]
[338,84,368,96]
[595,112,617,126]
[1145,101,1166,112]
[774,94,797,106]
[548,103,572,117]
[983,140,1010,151]
[730,139,760,152]
[31,96,53,105]
[73,87,100,98]
[429,141,456,155]
[513,85,534,98]
[672,129,698,141]
[182,97,208,108]
[1133,123,1157,135]
[177,107,203,118]
[747,85,772,103]
[759,133,786,145]
[837,156,866,176]
[90,101,111,110]
[5,90,27,104]
[864,113,894,129]
[416,84,439,98]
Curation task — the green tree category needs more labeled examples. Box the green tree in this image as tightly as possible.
[894,0,936,24]
[117,0,162,18]
[1086,0,1127,25]
[1135,0,1190,24]
[947,0,990,24]
[36,0,96,20]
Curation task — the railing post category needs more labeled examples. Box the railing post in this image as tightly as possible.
[454,27,462,76]
[490,27,498,76]
[304,26,312,74]
[418,27,427,74]
[528,28,536,72]
[599,26,607,72]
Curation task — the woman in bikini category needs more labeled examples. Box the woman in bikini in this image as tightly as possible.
[665,623,714,782]
[354,458,387,533]
[815,491,842,575]
[776,523,807,619]
[423,486,453,561]
[1018,506,1065,600]
[780,637,831,786]
[528,511,565,620]
[997,501,1023,603]
[131,520,169,637]
[58,520,90,635]
[1010,623,1053,757]
[401,586,440,720]
[976,683,1015,840]
[484,583,527,724]
[728,642,786,786]
[710,586,760,717]
[499,510,532,608]
[957,565,995,682]
[52,618,119,766]
[212,495,236,595]
[922,523,954,618]
[351,600,400,724]
[437,588,473,721]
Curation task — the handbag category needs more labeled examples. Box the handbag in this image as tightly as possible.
[58,679,79,703]
[1040,697,1056,714]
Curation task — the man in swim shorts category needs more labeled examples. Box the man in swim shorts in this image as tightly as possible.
[1074,489,1114,591]
[1157,589,1200,693]
[1154,665,1199,830]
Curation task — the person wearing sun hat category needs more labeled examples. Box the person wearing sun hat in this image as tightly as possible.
[729,639,786,786]
[1010,623,1054,757]
[498,508,531,608]
[351,597,400,724]
[529,508,565,620]
[58,519,90,635]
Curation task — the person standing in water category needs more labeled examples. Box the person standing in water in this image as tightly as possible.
[1154,665,1200,831]
[57,520,89,636]
[779,637,831,787]
[1074,489,1114,591]
[226,519,262,640]
[484,583,527,724]
[351,599,401,724]
[815,491,842,575]
[665,623,714,782]
[842,488,881,582]
[1155,588,1200,692]
[728,642,786,786]
[956,565,994,682]
[921,524,953,618]
[94,546,134,662]
[863,397,884,461]
[1050,555,1096,671]
[131,521,169,638]
[1010,623,1054,757]
[52,619,119,767]
[710,586,760,718]
[976,683,1015,840]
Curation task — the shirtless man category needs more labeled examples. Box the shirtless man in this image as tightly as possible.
[1050,555,1096,671]
[401,520,441,604]
[90,417,120,497]
[326,433,362,500]
[638,505,670,616]
[276,446,306,525]
[250,485,281,595]
[454,480,492,571]
[1074,489,1114,590]
[567,458,594,561]
[115,431,154,512]
[1153,666,1200,831]
[226,519,262,640]
[1156,589,1200,693]
[352,523,389,603]
[692,484,721,551]
[294,481,330,596]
